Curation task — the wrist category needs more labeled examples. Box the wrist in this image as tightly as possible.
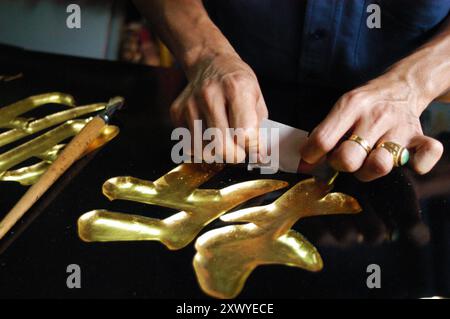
[183,48,243,84]
[182,44,237,77]
[178,19,238,78]
[369,67,427,118]
[386,39,450,113]
[383,58,445,117]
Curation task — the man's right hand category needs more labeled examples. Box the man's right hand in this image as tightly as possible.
[170,53,268,162]
[133,0,268,161]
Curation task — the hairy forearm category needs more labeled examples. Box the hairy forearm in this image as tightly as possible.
[386,16,450,110]
[133,0,238,74]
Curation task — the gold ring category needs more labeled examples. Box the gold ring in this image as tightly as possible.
[347,134,372,154]
[376,141,410,167]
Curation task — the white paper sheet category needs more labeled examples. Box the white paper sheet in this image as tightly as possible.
[248,119,308,173]
[248,119,334,178]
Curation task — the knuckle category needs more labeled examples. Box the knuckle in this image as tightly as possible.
[232,73,251,86]
[310,130,334,152]
[224,73,255,92]
[368,154,392,175]
[425,139,444,158]
[344,90,368,107]
[197,84,214,102]
[337,153,360,172]
[413,138,444,175]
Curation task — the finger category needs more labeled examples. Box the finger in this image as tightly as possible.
[170,95,185,127]
[184,98,201,126]
[354,130,408,181]
[409,135,443,174]
[196,86,245,163]
[226,83,260,152]
[328,118,388,172]
[183,98,202,159]
[255,91,269,122]
[170,86,193,126]
[301,94,359,164]
[354,147,394,182]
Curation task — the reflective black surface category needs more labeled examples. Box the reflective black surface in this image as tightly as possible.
[0,45,449,298]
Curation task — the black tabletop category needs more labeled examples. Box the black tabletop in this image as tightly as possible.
[0,45,449,299]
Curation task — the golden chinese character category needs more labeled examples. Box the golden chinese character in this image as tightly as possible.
[77,163,288,250]
[194,177,362,299]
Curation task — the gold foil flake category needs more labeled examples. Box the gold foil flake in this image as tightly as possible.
[0,102,106,147]
[0,93,119,185]
[77,163,288,250]
[0,124,118,185]
[193,178,362,299]
[0,92,75,128]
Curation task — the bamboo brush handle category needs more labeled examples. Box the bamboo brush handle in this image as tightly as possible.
[0,116,106,240]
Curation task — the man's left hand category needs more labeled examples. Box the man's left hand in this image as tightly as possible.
[301,74,444,181]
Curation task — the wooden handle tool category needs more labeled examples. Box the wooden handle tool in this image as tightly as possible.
[0,96,124,240]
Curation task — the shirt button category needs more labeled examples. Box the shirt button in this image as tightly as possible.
[309,28,328,40]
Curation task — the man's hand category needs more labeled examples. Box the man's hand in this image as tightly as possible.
[301,15,450,182]
[170,53,268,161]
[133,0,267,161]
[301,74,443,181]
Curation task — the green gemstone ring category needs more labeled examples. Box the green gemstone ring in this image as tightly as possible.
[377,141,410,167]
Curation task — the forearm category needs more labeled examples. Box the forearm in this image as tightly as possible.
[133,0,238,75]
[385,16,450,111]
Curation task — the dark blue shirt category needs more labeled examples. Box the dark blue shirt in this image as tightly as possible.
[204,0,450,90]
